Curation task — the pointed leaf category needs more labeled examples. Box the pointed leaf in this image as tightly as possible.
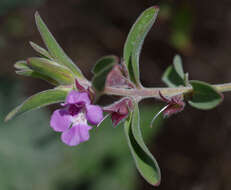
[5,89,68,121]
[188,80,223,110]
[14,60,30,70]
[15,60,58,85]
[124,104,161,186]
[29,41,52,59]
[35,12,84,78]
[123,6,159,85]
[28,57,75,85]
[16,69,58,85]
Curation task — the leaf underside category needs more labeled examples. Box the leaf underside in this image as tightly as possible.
[124,104,161,186]
[123,6,159,85]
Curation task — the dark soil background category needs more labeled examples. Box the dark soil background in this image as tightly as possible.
[1,0,231,190]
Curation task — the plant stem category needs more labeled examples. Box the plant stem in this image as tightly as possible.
[214,83,231,93]
[104,82,231,99]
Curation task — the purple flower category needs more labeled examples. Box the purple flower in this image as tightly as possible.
[50,90,103,146]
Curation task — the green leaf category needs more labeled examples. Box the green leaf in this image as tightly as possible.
[16,69,58,85]
[162,65,185,87]
[29,41,52,59]
[28,57,75,85]
[92,56,117,92]
[188,80,223,110]
[14,60,29,70]
[5,89,68,121]
[162,54,189,87]
[124,104,161,186]
[15,60,58,85]
[173,54,184,79]
[35,12,84,78]
[92,55,118,74]
[123,6,159,85]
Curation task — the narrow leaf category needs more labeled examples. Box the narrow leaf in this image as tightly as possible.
[92,55,119,74]
[123,6,159,85]
[16,69,58,85]
[28,57,75,85]
[188,80,223,110]
[5,89,68,121]
[29,41,52,59]
[14,60,30,70]
[124,104,161,186]
[35,12,84,78]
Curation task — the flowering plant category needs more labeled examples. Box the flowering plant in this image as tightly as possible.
[5,6,231,186]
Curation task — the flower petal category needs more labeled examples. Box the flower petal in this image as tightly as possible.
[64,90,90,105]
[61,124,92,146]
[86,105,103,125]
[50,109,72,132]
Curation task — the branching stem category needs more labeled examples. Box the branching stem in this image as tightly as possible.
[104,82,231,100]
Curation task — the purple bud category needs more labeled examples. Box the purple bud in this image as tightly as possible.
[159,91,185,117]
[104,97,134,126]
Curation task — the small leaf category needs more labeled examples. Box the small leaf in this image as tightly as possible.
[29,41,52,59]
[123,6,159,85]
[188,80,223,110]
[92,55,118,74]
[173,54,184,79]
[15,60,58,85]
[27,57,75,85]
[14,60,30,70]
[5,89,68,121]
[16,69,58,85]
[35,12,84,78]
[92,56,117,92]
[162,65,185,87]
[162,54,188,87]
[124,104,161,186]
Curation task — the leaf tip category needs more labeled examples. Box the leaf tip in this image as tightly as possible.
[34,11,42,28]
[34,11,40,19]
[4,116,10,122]
[29,41,34,46]
[4,111,13,122]
[153,179,161,187]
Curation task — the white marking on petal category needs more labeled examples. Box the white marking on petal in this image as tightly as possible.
[71,112,87,125]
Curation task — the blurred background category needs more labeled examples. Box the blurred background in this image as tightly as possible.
[1,0,231,189]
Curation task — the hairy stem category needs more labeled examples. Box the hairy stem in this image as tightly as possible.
[104,82,231,100]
